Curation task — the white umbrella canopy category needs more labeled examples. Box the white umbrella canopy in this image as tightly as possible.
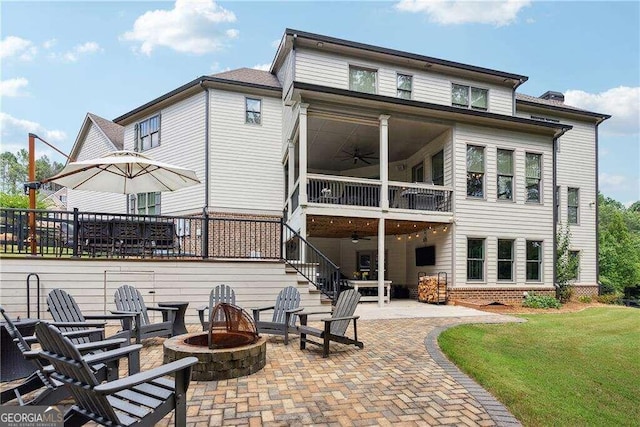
[44,150,201,194]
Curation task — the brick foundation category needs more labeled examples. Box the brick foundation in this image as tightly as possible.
[447,287,555,304]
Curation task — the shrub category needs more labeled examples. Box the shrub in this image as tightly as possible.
[599,279,617,295]
[596,293,623,305]
[578,295,592,303]
[522,293,561,309]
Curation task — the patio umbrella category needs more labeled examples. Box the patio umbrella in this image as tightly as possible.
[43,150,200,193]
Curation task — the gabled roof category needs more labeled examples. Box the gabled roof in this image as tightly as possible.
[274,28,528,86]
[211,68,281,89]
[516,93,610,120]
[68,113,124,162]
[87,113,124,149]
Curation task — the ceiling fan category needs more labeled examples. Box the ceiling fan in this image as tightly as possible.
[338,147,379,165]
[351,232,371,243]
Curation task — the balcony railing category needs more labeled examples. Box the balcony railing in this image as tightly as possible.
[304,175,452,213]
[308,174,380,207]
[388,182,452,212]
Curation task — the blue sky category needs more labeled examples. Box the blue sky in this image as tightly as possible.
[1,0,638,205]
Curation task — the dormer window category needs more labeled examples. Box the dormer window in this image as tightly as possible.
[349,66,377,94]
[452,84,488,111]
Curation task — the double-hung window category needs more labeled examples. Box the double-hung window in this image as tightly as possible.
[245,98,262,124]
[525,153,542,202]
[397,74,412,99]
[467,238,485,281]
[497,149,514,200]
[526,240,542,281]
[467,145,484,197]
[497,239,514,281]
[568,187,579,224]
[349,66,377,94]
[129,192,161,215]
[136,115,160,151]
[452,84,488,110]
[432,150,444,186]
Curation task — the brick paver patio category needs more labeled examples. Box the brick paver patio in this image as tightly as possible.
[141,314,521,426]
[2,313,523,426]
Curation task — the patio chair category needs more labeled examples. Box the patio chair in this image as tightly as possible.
[197,284,236,331]
[298,289,363,358]
[113,284,176,343]
[34,322,197,427]
[252,286,303,345]
[0,305,138,406]
[47,288,137,344]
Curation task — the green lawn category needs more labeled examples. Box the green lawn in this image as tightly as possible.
[438,307,640,427]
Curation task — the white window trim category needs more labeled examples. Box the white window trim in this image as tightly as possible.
[451,82,490,111]
[348,64,379,94]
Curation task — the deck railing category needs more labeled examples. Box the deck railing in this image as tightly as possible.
[0,208,282,260]
[388,182,453,212]
[307,174,381,207]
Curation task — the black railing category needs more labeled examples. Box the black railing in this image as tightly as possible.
[388,185,452,212]
[0,208,282,260]
[282,223,341,303]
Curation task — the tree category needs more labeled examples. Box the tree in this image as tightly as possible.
[556,222,579,302]
[598,193,640,294]
[0,150,64,194]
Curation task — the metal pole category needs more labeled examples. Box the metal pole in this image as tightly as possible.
[28,133,37,255]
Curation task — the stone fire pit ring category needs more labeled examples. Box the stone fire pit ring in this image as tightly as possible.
[164,332,267,381]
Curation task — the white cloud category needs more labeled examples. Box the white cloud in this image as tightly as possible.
[395,0,531,26]
[0,78,29,97]
[121,0,238,55]
[0,36,37,60]
[0,112,67,142]
[271,38,282,49]
[565,86,640,135]
[599,173,627,188]
[50,41,103,63]
[43,39,57,49]
[252,63,271,71]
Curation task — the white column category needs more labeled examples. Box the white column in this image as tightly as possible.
[287,139,295,206]
[377,218,385,307]
[299,103,309,207]
[379,115,390,210]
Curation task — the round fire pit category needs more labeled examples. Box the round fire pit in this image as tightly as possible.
[164,332,266,381]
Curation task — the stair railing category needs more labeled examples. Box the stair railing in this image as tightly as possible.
[282,222,341,303]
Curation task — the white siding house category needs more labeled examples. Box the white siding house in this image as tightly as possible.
[61,29,608,304]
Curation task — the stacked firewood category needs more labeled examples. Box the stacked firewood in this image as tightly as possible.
[418,275,447,303]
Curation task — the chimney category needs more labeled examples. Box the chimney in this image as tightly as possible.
[540,91,565,103]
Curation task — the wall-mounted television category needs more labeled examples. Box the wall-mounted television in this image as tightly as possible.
[415,246,436,266]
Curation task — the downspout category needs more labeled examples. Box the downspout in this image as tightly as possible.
[201,81,210,259]
[594,118,605,291]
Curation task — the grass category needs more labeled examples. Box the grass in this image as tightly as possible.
[438,307,640,427]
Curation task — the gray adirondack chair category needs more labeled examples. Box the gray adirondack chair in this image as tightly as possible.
[47,288,137,344]
[252,286,303,345]
[34,322,197,427]
[113,285,176,343]
[298,289,364,358]
[197,284,236,331]
[0,305,138,406]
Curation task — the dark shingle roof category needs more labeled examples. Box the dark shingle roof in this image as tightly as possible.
[88,113,124,149]
[515,93,609,119]
[210,68,281,89]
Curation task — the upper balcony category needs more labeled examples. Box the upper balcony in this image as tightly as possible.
[286,107,453,219]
